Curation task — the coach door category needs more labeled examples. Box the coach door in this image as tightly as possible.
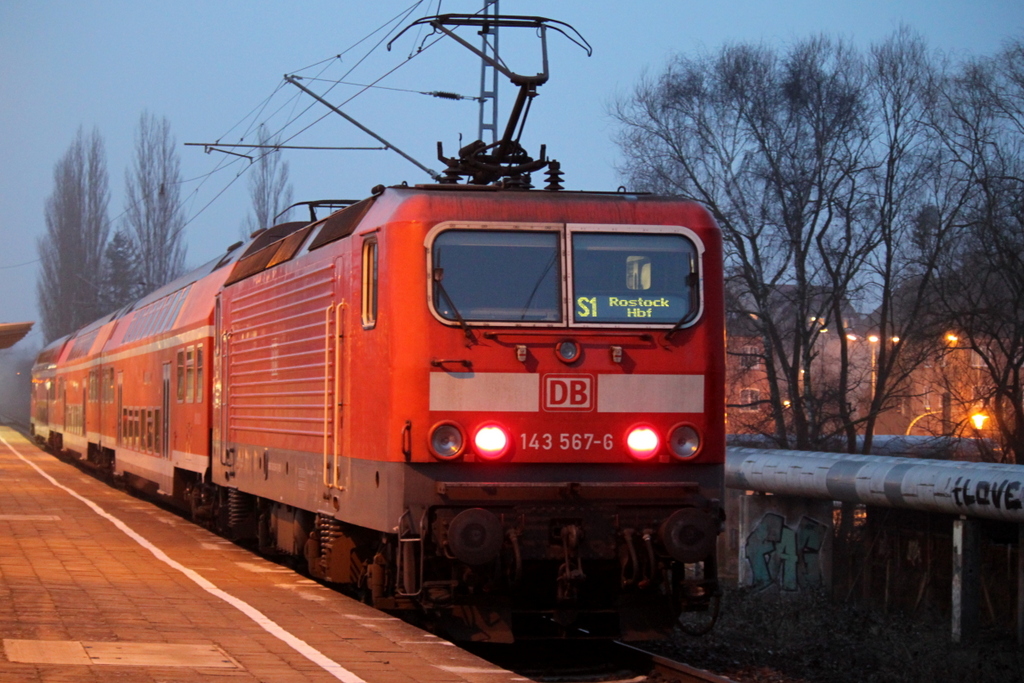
[213,296,228,459]
[161,363,171,458]
[324,258,349,492]
[116,371,123,445]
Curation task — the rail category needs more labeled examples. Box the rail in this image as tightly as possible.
[614,642,738,683]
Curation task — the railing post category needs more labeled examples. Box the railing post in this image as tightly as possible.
[1018,523,1024,647]
[952,516,980,643]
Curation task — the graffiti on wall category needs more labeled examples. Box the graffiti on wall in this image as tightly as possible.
[744,513,828,591]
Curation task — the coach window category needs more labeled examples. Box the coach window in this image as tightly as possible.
[362,238,378,329]
[185,346,195,403]
[195,344,204,403]
[176,350,185,402]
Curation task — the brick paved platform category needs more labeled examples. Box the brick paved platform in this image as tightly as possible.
[0,427,528,683]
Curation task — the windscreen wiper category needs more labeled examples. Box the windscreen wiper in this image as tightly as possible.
[519,253,558,320]
[433,268,474,341]
[665,271,701,341]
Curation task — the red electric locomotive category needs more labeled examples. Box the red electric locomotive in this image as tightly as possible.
[31,14,725,642]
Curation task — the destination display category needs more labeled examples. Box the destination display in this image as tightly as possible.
[571,231,697,324]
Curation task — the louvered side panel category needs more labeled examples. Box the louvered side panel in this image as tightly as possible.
[225,261,334,452]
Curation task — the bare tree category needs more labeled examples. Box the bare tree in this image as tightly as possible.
[37,127,110,342]
[241,124,293,238]
[124,112,186,291]
[614,37,873,450]
[856,28,968,453]
[930,40,1024,462]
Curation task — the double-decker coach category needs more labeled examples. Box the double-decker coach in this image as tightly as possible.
[31,249,243,503]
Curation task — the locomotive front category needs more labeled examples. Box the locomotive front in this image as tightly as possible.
[391,190,725,641]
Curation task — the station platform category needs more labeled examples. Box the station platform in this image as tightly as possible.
[0,426,526,683]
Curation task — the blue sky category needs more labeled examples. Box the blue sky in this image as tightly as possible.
[1,0,1022,350]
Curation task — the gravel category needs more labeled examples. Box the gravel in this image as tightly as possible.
[646,587,1024,683]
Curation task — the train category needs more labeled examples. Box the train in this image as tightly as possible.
[30,183,725,641]
[30,14,725,644]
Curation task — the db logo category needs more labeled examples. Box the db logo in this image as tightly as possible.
[543,375,594,411]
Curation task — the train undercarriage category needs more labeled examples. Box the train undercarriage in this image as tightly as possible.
[40,435,722,642]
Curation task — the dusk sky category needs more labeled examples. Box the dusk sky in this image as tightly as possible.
[2,1,1022,351]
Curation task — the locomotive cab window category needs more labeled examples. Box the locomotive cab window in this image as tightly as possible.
[431,229,561,322]
[572,232,699,325]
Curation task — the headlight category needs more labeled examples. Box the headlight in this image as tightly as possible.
[668,424,701,460]
[429,422,465,460]
[555,339,581,363]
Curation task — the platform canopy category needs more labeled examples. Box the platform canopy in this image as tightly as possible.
[0,322,34,350]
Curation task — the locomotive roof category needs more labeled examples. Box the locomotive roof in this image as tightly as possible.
[366,184,719,228]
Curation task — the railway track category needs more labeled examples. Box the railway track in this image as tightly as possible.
[463,640,737,683]
[614,642,737,683]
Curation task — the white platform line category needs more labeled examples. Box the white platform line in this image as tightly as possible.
[0,433,366,683]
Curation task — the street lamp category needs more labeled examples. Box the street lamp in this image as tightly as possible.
[868,335,879,396]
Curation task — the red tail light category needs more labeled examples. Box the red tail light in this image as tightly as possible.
[474,425,510,460]
[626,426,660,460]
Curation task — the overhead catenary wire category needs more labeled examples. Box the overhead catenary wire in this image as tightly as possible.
[173,2,431,237]
[53,2,499,260]
[0,258,42,271]
[176,0,507,239]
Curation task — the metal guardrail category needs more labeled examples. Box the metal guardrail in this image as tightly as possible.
[725,446,1024,645]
